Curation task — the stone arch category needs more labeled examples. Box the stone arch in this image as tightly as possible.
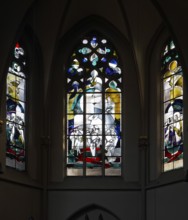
[67,204,120,220]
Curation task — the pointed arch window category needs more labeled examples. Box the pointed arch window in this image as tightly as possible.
[6,42,27,171]
[161,39,183,172]
[66,33,122,176]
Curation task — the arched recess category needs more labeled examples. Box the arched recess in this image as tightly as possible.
[67,204,120,220]
[48,15,141,186]
[151,0,188,80]
[148,26,188,182]
[0,25,43,180]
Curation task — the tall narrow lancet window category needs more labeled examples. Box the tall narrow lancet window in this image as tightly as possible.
[161,39,183,172]
[6,42,27,171]
[66,34,122,176]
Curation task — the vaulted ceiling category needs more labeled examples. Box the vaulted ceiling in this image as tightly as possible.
[0,0,187,98]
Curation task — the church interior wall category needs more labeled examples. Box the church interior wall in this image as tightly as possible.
[0,0,188,219]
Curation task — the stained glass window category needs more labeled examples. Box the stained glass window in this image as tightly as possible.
[6,42,27,171]
[161,39,183,172]
[66,34,122,176]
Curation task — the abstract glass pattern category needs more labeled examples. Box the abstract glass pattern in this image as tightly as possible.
[161,39,183,172]
[66,35,122,176]
[6,42,26,171]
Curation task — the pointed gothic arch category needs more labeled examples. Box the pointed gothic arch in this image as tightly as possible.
[0,24,43,176]
[49,15,141,185]
[161,38,184,172]
[67,204,120,220]
[65,31,122,176]
[148,26,187,181]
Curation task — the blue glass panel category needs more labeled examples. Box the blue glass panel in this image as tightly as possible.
[101,57,107,62]
[109,59,117,68]
[83,57,88,62]
[90,37,98,48]
[105,67,121,75]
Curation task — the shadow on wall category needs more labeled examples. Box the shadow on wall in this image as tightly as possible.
[67,204,120,220]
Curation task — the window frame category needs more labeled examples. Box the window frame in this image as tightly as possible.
[65,32,123,177]
[48,17,141,189]
[161,38,184,172]
[0,26,43,185]
[148,27,186,185]
[5,40,28,171]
